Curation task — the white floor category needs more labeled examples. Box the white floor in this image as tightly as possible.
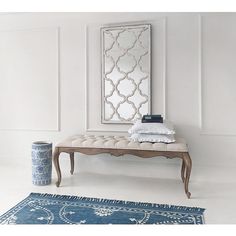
[0,158,236,224]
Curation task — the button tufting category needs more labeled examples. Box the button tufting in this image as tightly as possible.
[56,134,188,152]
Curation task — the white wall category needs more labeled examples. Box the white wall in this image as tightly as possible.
[0,13,235,181]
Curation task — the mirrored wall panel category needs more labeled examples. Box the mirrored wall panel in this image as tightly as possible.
[101,24,151,123]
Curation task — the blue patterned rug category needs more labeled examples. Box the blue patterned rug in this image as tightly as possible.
[0,193,205,224]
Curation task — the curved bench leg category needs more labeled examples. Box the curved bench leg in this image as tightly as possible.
[181,160,185,183]
[53,147,61,187]
[183,152,192,199]
[70,152,74,175]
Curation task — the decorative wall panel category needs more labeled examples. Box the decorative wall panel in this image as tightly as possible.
[101,24,151,123]
[201,15,236,135]
[0,28,59,131]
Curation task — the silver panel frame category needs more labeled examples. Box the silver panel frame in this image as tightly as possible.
[101,23,152,124]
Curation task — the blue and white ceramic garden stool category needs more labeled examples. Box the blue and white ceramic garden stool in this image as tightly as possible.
[32,142,52,185]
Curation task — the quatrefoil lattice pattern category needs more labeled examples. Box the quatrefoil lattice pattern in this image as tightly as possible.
[101,24,151,123]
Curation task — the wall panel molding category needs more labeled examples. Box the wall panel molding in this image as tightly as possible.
[199,15,236,136]
[198,14,203,131]
[162,17,167,120]
[0,27,60,131]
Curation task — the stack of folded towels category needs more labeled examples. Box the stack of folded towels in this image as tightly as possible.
[128,119,176,143]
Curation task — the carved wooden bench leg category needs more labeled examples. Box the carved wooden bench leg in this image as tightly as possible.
[53,147,61,187]
[181,160,185,183]
[183,152,192,199]
[70,152,74,175]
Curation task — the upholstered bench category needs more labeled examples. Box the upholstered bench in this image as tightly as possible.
[53,134,192,198]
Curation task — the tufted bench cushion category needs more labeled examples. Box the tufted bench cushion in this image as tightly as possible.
[56,134,188,152]
[54,134,192,198]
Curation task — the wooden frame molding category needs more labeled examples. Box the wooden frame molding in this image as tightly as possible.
[53,146,192,199]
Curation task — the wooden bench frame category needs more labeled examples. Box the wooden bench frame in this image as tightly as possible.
[53,147,192,198]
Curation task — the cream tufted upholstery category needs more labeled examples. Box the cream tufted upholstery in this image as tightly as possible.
[56,134,188,152]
